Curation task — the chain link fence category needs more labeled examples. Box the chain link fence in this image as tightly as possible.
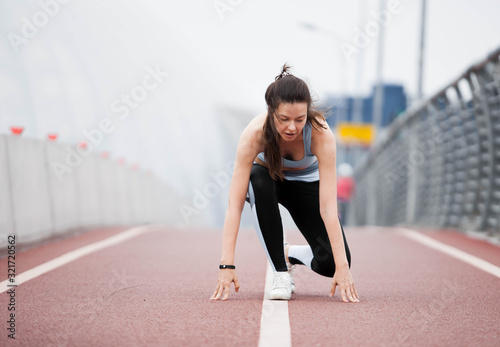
[348,46,500,240]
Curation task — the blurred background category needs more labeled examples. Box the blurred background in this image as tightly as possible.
[1,0,500,246]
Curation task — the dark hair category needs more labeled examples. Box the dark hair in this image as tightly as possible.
[263,63,327,180]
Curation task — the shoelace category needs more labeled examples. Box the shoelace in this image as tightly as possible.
[273,274,289,289]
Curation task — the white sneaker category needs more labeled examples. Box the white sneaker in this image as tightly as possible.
[284,243,296,294]
[268,272,292,300]
[288,263,296,294]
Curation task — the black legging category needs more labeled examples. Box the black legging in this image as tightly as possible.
[247,164,351,277]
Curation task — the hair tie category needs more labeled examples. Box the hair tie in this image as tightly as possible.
[275,71,291,81]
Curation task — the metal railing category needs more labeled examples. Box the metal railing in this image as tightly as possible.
[348,46,500,240]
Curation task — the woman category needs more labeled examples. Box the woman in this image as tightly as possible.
[210,64,359,302]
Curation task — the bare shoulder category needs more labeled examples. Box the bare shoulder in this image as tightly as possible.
[238,112,267,156]
[311,117,336,155]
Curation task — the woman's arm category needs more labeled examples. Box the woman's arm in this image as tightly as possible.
[313,124,360,303]
[211,124,261,301]
[219,136,257,266]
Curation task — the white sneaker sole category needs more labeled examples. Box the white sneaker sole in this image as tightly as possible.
[268,289,291,300]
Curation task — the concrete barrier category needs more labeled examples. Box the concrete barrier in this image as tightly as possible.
[7,136,53,244]
[45,141,79,234]
[0,134,183,253]
[0,137,15,239]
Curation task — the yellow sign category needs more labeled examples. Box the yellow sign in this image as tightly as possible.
[336,122,374,146]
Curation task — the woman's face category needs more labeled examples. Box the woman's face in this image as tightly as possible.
[274,102,308,142]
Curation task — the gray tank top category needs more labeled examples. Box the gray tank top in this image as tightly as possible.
[256,121,319,182]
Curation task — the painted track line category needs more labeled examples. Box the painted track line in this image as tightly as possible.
[0,225,153,294]
[399,228,500,279]
[258,262,292,347]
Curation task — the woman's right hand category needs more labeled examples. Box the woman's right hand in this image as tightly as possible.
[210,269,240,301]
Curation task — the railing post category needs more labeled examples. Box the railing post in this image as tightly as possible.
[406,120,419,225]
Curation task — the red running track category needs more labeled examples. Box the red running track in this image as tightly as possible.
[0,225,499,346]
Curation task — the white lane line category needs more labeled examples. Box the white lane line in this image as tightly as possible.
[258,262,292,347]
[399,228,500,279]
[0,225,154,293]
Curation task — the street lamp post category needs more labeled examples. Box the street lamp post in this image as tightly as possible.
[417,0,427,100]
[372,0,386,144]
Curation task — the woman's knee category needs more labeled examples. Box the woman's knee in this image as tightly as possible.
[309,241,351,277]
[311,256,335,277]
[249,165,274,192]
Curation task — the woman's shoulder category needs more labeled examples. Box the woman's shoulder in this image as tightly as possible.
[241,112,266,137]
[310,116,336,155]
[310,116,334,139]
[249,111,267,128]
[239,111,267,150]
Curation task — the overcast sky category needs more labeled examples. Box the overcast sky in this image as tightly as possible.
[139,0,500,109]
[3,0,500,130]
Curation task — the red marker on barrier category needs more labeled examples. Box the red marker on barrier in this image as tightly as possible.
[10,126,24,135]
[101,151,109,159]
[118,157,125,165]
[78,141,88,149]
[48,134,58,141]
[132,163,139,170]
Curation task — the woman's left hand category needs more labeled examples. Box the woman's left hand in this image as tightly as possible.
[330,266,360,303]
